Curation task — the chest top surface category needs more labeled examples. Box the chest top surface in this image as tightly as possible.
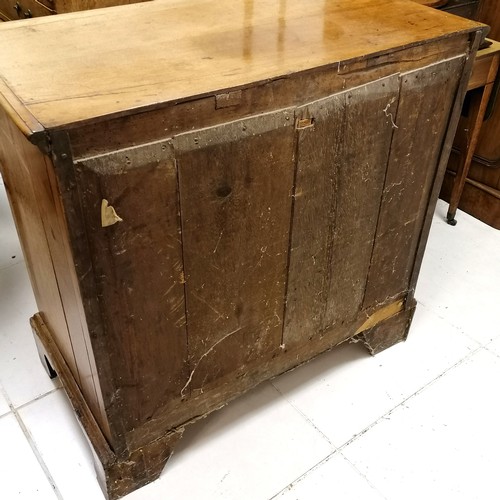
[0,0,484,134]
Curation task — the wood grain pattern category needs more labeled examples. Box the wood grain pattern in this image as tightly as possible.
[473,13,500,165]
[358,300,416,355]
[284,75,399,346]
[0,0,483,130]
[409,31,483,308]
[67,34,469,161]
[363,55,465,308]
[76,141,188,432]
[126,297,406,450]
[175,110,294,395]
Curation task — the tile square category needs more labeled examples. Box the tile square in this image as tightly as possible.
[0,263,58,407]
[416,200,500,345]
[373,303,478,401]
[273,452,385,500]
[126,382,332,500]
[272,341,392,448]
[342,348,500,500]
[272,303,475,448]
[18,390,104,500]
[0,412,57,499]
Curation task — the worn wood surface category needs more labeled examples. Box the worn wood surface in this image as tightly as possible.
[363,55,465,307]
[284,75,398,346]
[175,110,294,395]
[31,312,182,500]
[68,36,469,161]
[76,141,189,433]
[409,32,483,298]
[124,298,406,451]
[0,0,483,131]
[358,299,417,355]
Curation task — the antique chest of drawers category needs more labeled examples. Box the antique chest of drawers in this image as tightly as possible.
[0,1,485,498]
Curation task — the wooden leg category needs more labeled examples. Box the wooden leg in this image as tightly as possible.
[102,429,183,500]
[447,81,496,226]
[357,301,416,355]
[31,312,184,500]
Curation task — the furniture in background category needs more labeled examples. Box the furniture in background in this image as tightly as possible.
[440,0,500,228]
[0,1,485,498]
[440,0,482,18]
[444,39,500,225]
[0,0,146,20]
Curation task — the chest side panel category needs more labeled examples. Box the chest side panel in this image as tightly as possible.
[0,107,109,438]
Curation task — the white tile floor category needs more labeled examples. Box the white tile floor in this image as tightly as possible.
[1,173,500,500]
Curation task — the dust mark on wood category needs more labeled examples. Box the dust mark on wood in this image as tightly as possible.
[383,99,399,129]
[180,326,242,397]
[213,230,224,254]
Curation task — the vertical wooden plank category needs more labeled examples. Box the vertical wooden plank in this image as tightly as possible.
[363,55,466,308]
[409,35,481,295]
[76,141,188,430]
[284,75,399,346]
[174,109,295,395]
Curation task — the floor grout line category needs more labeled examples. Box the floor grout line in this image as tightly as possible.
[14,386,61,411]
[337,344,484,453]
[339,452,390,500]
[266,450,338,500]
[482,343,500,360]
[266,316,486,500]
[0,383,64,500]
[414,300,485,349]
[270,379,336,449]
